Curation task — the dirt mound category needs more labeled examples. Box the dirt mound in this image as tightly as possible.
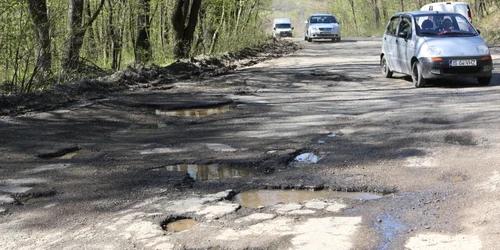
[0,39,299,116]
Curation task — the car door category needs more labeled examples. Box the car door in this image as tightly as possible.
[395,15,414,74]
[383,16,401,72]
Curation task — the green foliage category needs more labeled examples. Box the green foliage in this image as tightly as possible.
[1,0,498,94]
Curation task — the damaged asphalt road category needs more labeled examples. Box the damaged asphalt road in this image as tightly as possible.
[1,38,500,249]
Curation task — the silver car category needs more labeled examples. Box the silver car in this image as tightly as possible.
[381,11,493,87]
[304,14,341,42]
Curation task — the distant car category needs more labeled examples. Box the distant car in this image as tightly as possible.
[420,1,472,23]
[273,18,293,37]
[380,11,492,87]
[304,14,341,42]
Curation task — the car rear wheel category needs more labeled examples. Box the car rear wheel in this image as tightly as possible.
[412,61,426,88]
[381,55,393,78]
[477,76,491,86]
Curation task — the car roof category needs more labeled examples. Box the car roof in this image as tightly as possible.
[391,11,463,17]
[310,14,334,17]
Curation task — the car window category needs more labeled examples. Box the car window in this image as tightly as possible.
[276,23,291,29]
[415,13,478,37]
[385,17,399,36]
[398,17,412,36]
[310,15,336,24]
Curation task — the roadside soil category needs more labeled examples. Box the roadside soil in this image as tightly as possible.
[1,37,500,250]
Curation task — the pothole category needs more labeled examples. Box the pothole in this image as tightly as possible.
[13,189,56,205]
[440,173,468,183]
[152,164,259,181]
[36,146,81,159]
[294,72,351,81]
[444,132,476,146]
[161,217,199,232]
[155,103,238,118]
[234,189,384,208]
[127,123,168,130]
[24,196,53,205]
[55,149,90,159]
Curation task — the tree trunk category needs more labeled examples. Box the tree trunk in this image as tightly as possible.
[135,0,152,64]
[85,0,97,58]
[107,0,123,70]
[209,4,225,54]
[371,0,380,28]
[62,0,105,72]
[348,0,359,36]
[26,0,51,82]
[172,0,202,59]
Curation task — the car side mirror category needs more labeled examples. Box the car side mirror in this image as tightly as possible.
[477,29,481,34]
[292,27,294,30]
[398,31,409,38]
[273,27,276,30]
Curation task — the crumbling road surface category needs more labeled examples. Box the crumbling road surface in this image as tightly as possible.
[1,38,500,249]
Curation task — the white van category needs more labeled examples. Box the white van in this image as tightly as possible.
[273,18,293,37]
[420,2,472,23]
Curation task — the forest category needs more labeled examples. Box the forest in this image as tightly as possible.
[0,0,498,94]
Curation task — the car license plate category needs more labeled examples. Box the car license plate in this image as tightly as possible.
[450,60,477,66]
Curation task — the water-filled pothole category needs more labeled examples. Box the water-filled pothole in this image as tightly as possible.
[161,217,199,232]
[37,146,81,159]
[234,189,384,208]
[155,103,238,118]
[55,149,91,159]
[24,196,52,205]
[153,164,259,181]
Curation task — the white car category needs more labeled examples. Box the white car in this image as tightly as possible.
[380,11,492,88]
[304,14,341,42]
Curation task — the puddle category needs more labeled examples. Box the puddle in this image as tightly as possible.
[155,164,258,181]
[155,103,238,118]
[127,123,167,130]
[161,217,199,232]
[37,146,81,159]
[166,219,199,232]
[55,149,90,159]
[24,197,52,205]
[234,190,384,208]
[376,214,406,250]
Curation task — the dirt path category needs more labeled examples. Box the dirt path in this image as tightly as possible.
[1,38,500,249]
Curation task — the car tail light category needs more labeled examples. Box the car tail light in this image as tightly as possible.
[482,56,491,60]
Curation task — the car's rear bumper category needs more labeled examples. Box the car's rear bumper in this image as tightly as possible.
[419,56,493,79]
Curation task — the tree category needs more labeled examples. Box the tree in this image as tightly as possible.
[135,0,152,64]
[171,0,202,59]
[62,0,105,72]
[26,0,51,82]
